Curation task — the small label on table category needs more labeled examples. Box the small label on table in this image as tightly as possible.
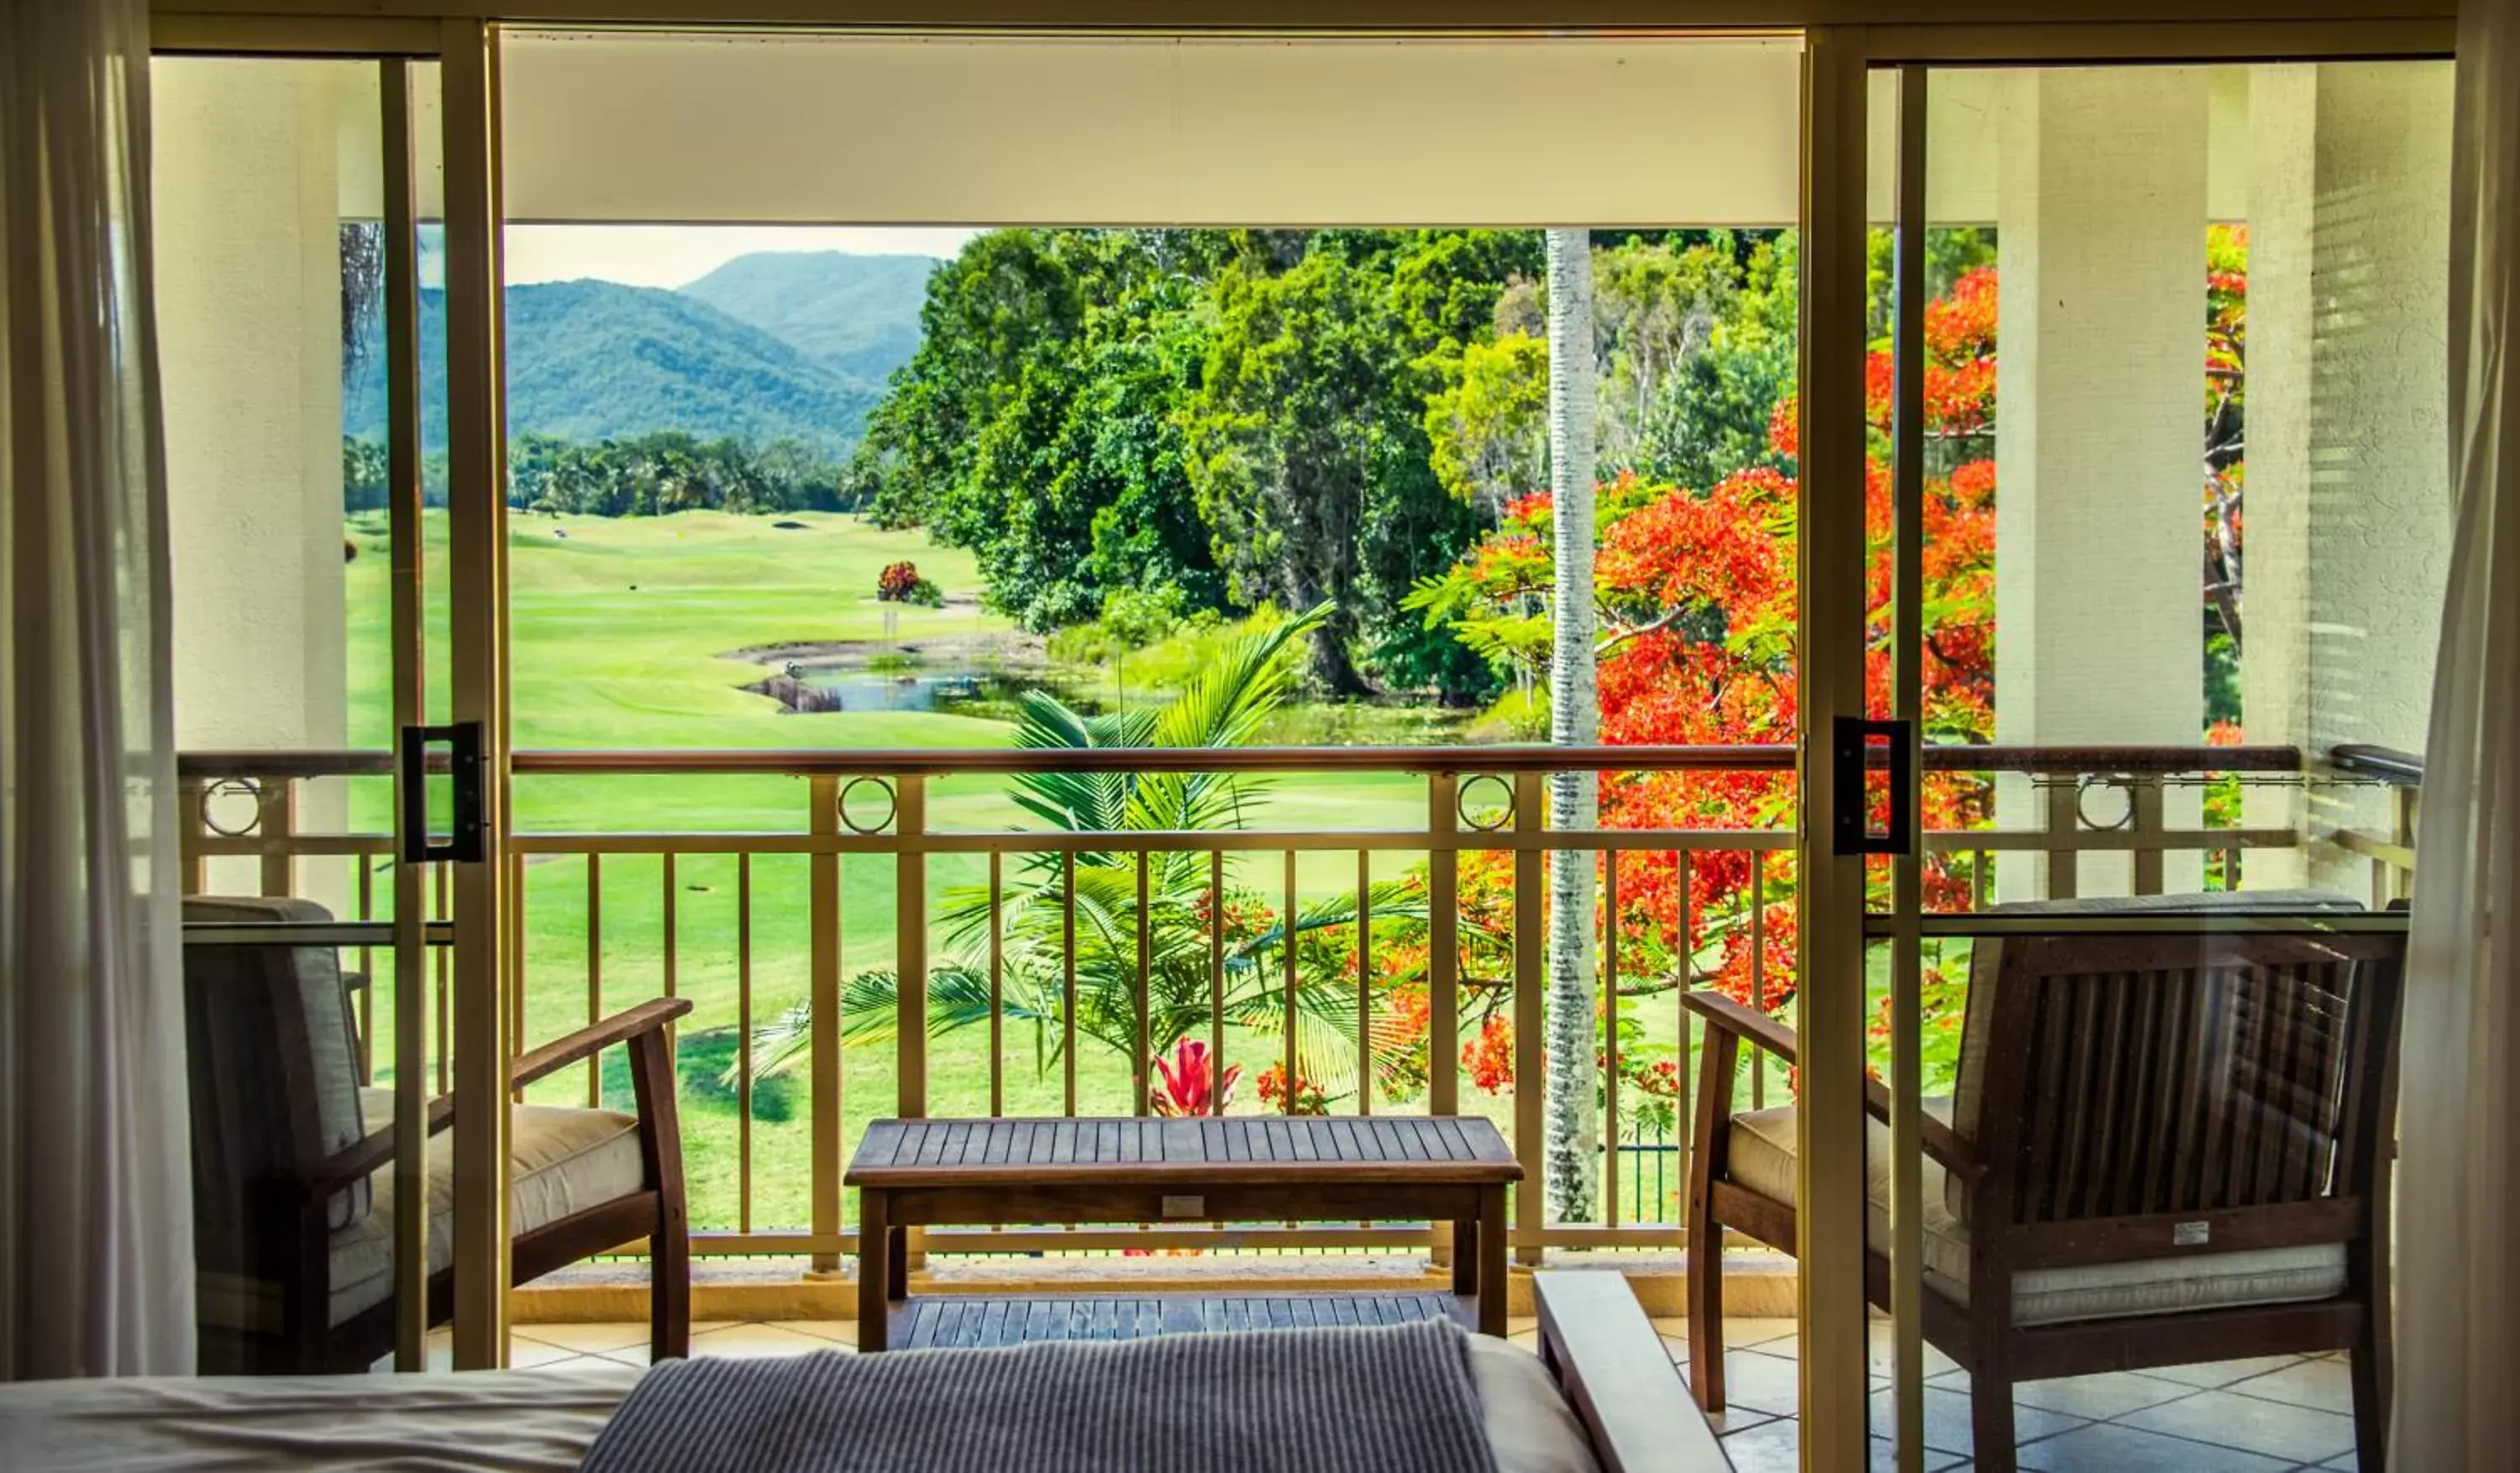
[2173,1220,2210,1246]
[1162,1194,1205,1219]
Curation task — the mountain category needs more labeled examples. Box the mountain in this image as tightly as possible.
[678,252,935,385]
[346,254,938,458]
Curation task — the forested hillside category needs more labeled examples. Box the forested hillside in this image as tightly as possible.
[342,252,932,456]
[680,251,935,384]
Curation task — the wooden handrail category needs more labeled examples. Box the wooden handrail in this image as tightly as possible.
[177,742,2305,780]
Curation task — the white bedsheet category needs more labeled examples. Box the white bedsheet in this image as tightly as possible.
[0,1334,1600,1473]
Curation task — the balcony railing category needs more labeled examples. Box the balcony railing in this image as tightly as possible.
[176,742,2319,1266]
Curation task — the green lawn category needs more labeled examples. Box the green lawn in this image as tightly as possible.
[326,510,1530,1234]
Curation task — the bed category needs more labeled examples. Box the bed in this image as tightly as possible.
[0,1275,1732,1473]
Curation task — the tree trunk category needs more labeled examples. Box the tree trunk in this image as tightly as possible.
[1542,229,1601,1225]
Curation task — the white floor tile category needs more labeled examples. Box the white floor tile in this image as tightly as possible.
[687,1322,856,1360]
[2222,1355,2354,1412]
[2115,1388,2357,1465]
[2017,1422,2297,1472]
[2134,1355,2303,1390]
[1682,1348,1803,1418]
[1724,1317,1800,1351]
[511,1321,654,1354]
[1866,1384,2086,1460]
[1722,1418,1966,1473]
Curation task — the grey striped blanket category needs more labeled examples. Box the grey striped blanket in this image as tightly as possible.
[577,1318,1499,1473]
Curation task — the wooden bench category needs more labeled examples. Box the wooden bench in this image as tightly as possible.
[846,1115,1520,1350]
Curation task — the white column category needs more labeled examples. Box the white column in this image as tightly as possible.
[154,60,353,904]
[2242,62,2454,897]
[1992,67,2211,899]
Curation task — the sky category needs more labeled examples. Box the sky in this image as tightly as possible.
[501,225,979,289]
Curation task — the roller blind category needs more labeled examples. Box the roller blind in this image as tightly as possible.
[499,31,1803,227]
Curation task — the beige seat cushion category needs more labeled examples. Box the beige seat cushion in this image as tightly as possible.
[202,1093,647,1334]
[1723,1103,2346,1328]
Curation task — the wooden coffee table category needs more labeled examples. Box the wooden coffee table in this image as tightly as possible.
[845,1115,1520,1350]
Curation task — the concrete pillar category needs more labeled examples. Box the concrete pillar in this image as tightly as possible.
[1991,68,2211,899]
[2241,63,2453,897]
[154,60,357,904]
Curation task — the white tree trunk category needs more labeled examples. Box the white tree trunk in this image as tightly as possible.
[1542,228,1600,1224]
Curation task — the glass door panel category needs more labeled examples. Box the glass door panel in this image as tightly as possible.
[155,50,458,1374]
[1861,55,2449,1473]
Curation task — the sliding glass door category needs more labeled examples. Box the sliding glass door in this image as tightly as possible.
[152,24,515,1372]
[1843,39,2450,1473]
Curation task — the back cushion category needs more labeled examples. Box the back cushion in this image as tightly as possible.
[1948,889,2363,1221]
[184,897,370,1233]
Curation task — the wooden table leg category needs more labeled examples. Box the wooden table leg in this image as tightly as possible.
[1452,1216,1479,1298]
[1477,1184,1508,1338]
[887,1215,909,1301]
[858,1188,890,1352]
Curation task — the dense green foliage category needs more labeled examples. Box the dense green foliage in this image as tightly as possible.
[857,228,1803,699]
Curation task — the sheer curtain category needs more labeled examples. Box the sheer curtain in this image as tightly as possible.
[0,0,192,1379]
[2395,2,2520,1466]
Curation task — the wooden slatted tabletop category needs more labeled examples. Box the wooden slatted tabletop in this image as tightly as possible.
[847,1114,1518,1350]
[847,1115,1520,1187]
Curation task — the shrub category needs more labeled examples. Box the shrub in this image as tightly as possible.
[876,560,944,607]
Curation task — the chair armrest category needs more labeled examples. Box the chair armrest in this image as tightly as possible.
[1534,1271,1732,1472]
[1681,990,1798,1065]
[512,998,692,1092]
[1861,1077,1979,1178]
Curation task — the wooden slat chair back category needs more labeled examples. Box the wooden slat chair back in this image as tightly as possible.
[1967,931,2399,1253]
[1683,893,2402,1473]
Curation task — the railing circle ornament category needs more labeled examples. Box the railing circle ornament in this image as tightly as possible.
[200,777,265,838]
[1457,773,1514,833]
[837,776,898,836]
[2076,773,2139,833]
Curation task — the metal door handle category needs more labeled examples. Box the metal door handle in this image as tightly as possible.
[398,721,485,863]
[1832,716,1916,857]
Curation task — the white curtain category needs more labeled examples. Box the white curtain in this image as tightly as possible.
[0,0,193,1379]
[2395,2,2520,1467]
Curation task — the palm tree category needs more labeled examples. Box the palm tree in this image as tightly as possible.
[1543,228,1602,1222]
[740,605,1430,1103]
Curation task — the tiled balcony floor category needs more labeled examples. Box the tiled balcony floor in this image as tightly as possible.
[468,1314,2365,1472]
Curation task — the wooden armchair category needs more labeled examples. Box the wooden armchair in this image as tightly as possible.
[1682,893,2402,1473]
[183,895,692,1374]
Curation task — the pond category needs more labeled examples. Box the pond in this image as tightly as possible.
[799,662,1103,719]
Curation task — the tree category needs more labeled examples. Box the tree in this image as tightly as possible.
[1181,252,1402,695]
[1423,333,1548,514]
[855,230,1229,632]
[1541,228,1601,1223]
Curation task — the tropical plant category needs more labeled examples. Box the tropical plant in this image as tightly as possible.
[1150,1037,1241,1116]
